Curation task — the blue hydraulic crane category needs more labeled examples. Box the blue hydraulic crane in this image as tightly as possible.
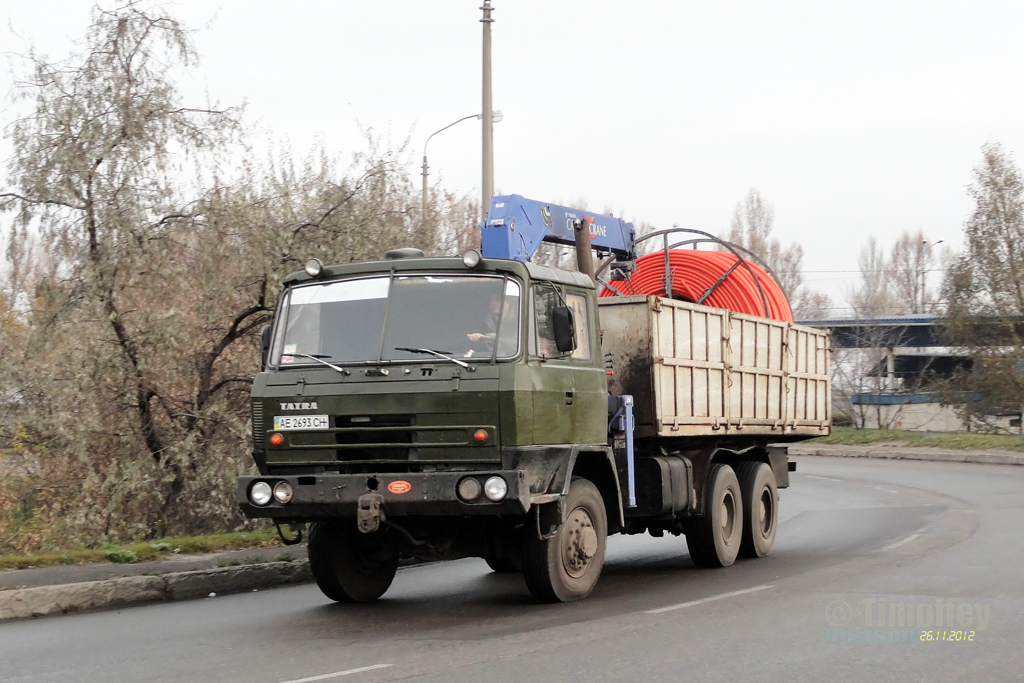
[480,195,637,279]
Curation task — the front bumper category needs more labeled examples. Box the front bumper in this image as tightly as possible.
[237,470,531,520]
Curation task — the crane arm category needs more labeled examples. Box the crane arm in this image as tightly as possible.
[480,195,636,274]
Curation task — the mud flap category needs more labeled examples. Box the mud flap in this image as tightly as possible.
[767,446,790,489]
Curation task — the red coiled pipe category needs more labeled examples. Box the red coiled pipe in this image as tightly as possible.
[600,249,793,323]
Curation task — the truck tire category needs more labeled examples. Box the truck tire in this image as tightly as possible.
[307,522,398,602]
[521,477,607,602]
[736,461,778,558]
[485,557,519,572]
[685,463,743,568]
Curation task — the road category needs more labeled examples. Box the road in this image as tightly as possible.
[2,456,1022,683]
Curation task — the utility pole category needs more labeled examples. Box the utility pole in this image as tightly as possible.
[481,1,494,214]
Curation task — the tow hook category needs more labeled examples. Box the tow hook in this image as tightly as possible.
[357,493,385,533]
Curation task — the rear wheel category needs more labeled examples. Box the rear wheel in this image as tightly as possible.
[521,477,607,602]
[686,463,743,568]
[736,461,778,558]
[307,522,399,602]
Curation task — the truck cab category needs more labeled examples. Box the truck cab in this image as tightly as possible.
[239,252,622,602]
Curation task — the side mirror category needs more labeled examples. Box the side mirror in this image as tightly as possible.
[260,324,272,370]
[552,306,576,353]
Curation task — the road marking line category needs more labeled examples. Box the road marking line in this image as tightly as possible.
[804,474,840,482]
[277,664,392,683]
[882,533,921,551]
[645,584,773,614]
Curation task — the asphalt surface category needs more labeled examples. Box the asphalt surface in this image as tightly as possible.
[2,456,1022,683]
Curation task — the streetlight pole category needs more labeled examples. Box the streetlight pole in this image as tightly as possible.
[422,114,479,227]
[481,0,495,213]
[421,110,503,229]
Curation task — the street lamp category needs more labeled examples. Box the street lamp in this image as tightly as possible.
[421,110,503,227]
[920,239,943,313]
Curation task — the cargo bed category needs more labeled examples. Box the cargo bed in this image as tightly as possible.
[600,296,831,439]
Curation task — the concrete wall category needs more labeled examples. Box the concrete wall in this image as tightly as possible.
[856,402,1021,433]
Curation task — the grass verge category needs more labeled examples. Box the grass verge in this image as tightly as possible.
[0,527,282,571]
[812,427,1024,451]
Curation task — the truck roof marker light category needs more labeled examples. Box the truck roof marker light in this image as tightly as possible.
[474,429,488,443]
[463,250,482,268]
[385,247,425,259]
[304,258,324,278]
[269,433,284,446]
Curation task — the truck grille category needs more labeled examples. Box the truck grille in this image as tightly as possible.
[335,414,414,461]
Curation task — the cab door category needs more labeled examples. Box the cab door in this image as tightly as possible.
[529,284,576,445]
[563,290,608,445]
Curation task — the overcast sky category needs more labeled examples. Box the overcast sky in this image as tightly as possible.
[4,1,1024,313]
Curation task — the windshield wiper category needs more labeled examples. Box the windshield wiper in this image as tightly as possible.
[394,347,473,370]
[282,352,350,376]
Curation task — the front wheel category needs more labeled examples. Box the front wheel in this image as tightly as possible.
[521,477,607,602]
[307,522,399,602]
[686,463,743,568]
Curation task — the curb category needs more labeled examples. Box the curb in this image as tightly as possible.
[0,559,312,622]
[788,445,1024,467]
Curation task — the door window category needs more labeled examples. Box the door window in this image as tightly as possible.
[532,285,560,358]
[565,291,592,361]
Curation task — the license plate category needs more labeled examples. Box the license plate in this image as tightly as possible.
[273,415,329,431]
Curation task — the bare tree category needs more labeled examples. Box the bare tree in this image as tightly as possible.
[726,188,832,320]
[831,325,925,430]
[0,4,440,549]
[834,239,925,429]
[889,230,943,314]
[797,290,832,320]
[433,192,481,255]
[845,237,898,317]
[942,142,1024,430]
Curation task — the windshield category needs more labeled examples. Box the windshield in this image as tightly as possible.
[273,275,522,366]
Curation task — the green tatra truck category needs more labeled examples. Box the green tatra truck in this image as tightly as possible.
[237,195,831,603]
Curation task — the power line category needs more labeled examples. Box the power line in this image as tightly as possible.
[779,268,946,274]
[816,303,949,311]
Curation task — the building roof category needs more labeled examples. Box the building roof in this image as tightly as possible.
[800,315,944,348]
[797,314,939,327]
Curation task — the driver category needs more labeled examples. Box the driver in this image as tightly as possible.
[467,293,517,356]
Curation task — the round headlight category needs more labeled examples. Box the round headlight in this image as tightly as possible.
[273,481,293,504]
[304,258,324,278]
[457,477,482,502]
[484,476,508,502]
[462,250,482,269]
[250,481,272,506]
